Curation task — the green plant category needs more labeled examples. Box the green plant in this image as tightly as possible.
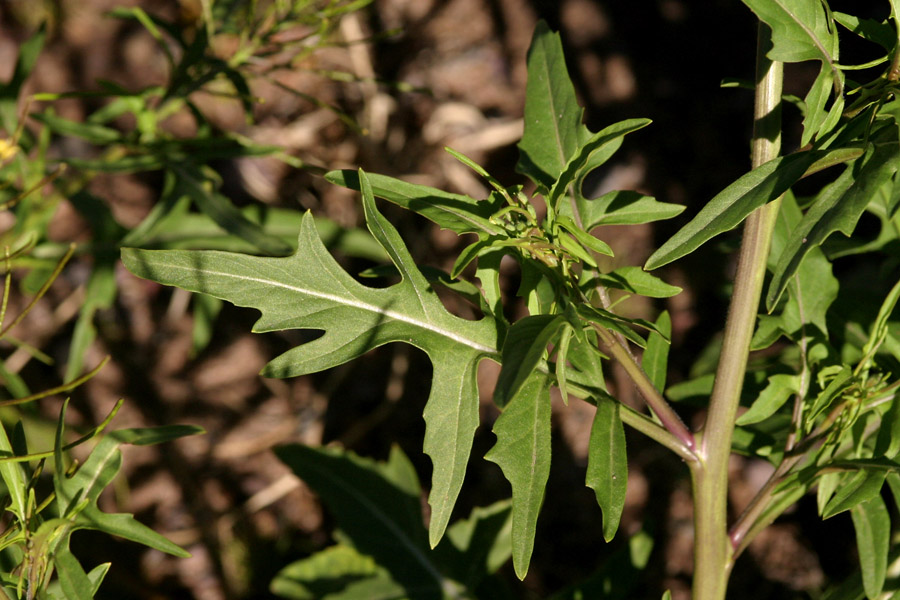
[0,244,203,599]
[122,3,900,600]
[0,1,385,596]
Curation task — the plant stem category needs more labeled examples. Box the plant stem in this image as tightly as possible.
[691,23,783,600]
[594,324,697,454]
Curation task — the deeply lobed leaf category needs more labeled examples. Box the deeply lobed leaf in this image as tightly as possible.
[123,170,501,547]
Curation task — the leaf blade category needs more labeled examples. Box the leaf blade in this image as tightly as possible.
[484,373,552,579]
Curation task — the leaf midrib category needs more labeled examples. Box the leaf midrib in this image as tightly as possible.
[158,262,498,355]
[772,0,834,65]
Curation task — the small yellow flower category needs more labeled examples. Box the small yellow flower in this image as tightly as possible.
[0,139,18,162]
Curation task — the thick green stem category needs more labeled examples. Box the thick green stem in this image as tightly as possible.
[691,23,782,600]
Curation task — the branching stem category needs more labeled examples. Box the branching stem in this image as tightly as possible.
[593,324,696,454]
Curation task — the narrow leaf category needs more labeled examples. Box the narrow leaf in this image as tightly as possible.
[563,190,684,230]
[823,470,887,519]
[736,374,799,425]
[435,500,513,588]
[270,544,395,600]
[484,373,552,579]
[851,495,890,599]
[586,397,627,541]
[31,112,122,145]
[54,547,93,600]
[596,267,682,298]
[768,144,899,308]
[176,166,293,256]
[548,119,651,209]
[325,169,504,236]
[642,311,672,392]
[516,20,589,191]
[494,315,566,408]
[645,152,822,270]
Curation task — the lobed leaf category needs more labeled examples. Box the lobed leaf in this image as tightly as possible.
[741,0,839,65]
[123,170,501,547]
[52,409,194,558]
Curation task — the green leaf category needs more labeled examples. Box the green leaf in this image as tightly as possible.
[807,365,854,425]
[859,277,900,369]
[595,267,682,298]
[666,373,715,403]
[54,546,94,600]
[52,421,197,557]
[801,63,839,147]
[557,216,614,257]
[768,143,899,309]
[485,373,552,579]
[65,153,167,173]
[766,191,839,340]
[516,20,589,191]
[175,165,293,256]
[741,0,839,65]
[586,397,627,541]
[645,152,822,270]
[642,311,672,393]
[555,325,574,404]
[832,12,896,50]
[122,170,500,547]
[475,248,506,320]
[435,500,513,588]
[823,470,887,519]
[65,258,116,383]
[325,169,504,236]
[30,112,122,145]
[876,392,900,460]
[192,292,223,356]
[270,544,397,600]
[274,445,444,598]
[576,304,654,348]
[817,471,842,516]
[494,315,566,408]
[562,190,684,230]
[851,495,890,599]
[548,119,651,210]
[736,374,799,425]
